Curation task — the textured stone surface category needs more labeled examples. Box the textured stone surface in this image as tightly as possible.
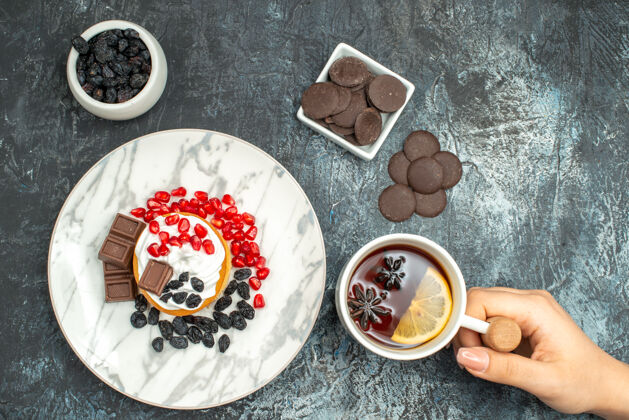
[0,0,627,418]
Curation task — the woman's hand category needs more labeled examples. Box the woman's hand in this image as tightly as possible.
[453,287,629,419]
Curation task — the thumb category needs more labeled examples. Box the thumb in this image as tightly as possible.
[457,347,553,395]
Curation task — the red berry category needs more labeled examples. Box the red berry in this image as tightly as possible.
[130,207,146,218]
[143,210,157,222]
[170,202,181,213]
[154,190,170,202]
[242,212,255,225]
[165,214,180,225]
[257,267,270,279]
[190,235,202,251]
[232,222,244,230]
[209,197,222,211]
[159,231,170,244]
[224,206,238,219]
[149,220,159,234]
[214,208,224,218]
[158,244,170,256]
[182,205,195,213]
[222,222,232,233]
[190,198,200,208]
[210,218,224,229]
[249,277,261,290]
[255,256,266,270]
[194,191,209,201]
[202,239,215,255]
[158,204,170,215]
[253,294,265,308]
[231,214,243,223]
[232,256,245,267]
[178,218,190,233]
[245,226,258,240]
[147,243,159,257]
[171,186,187,196]
[233,230,245,241]
[202,202,214,215]
[194,223,208,238]
[178,233,190,243]
[230,241,241,255]
[168,237,182,248]
[178,199,189,208]
[249,242,260,256]
[245,253,255,266]
[197,207,207,218]
[147,198,161,210]
[223,230,234,241]
[241,242,251,254]
[222,194,235,205]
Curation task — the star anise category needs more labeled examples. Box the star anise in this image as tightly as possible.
[375,256,406,290]
[348,284,391,330]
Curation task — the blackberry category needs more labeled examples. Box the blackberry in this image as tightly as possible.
[159,292,172,303]
[190,277,204,293]
[151,337,163,352]
[214,296,232,312]
[194,316,218,333]
[158,320,174,340]
[186,293,202,308]
[237,300,255,320]
[224,280,238,295]
[170,336,188,349]
[201,332,214,348]
[172,317,188,335]
[234,268,252,280]
[213,311,231,330]
[229,311,247,330]
[172,291,187,304]
[130,311,147,328]
[218,334,230,353]
[237,282,250,300]
[187,326,202,344]
[134,294,148,312]
[147,307,159,325]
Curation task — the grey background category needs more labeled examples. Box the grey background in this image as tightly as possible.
[1,0,627,418]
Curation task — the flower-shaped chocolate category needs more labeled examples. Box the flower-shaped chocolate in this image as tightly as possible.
[348,284,391,330]
[375,256,406,290]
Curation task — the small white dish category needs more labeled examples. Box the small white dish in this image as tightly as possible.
[297,43,415,161]
[66,20,167,121]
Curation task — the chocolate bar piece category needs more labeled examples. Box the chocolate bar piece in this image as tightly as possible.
[138,259,173,295]
[103,261,132,276]
[109,213,146,242]
[104,273,137,302]
[98,235,134,268]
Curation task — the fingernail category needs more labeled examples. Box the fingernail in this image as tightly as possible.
[452,343,463,369]
[457,347,489,373]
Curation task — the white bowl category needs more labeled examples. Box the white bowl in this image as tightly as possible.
[66,20,167,120]
[297,43,415,161]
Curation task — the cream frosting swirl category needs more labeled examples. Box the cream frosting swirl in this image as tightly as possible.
[135,214,226,311]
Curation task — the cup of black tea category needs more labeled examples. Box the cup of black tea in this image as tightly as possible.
[335,234,493,360]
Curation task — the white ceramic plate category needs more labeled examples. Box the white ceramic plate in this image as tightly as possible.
[48,129,326,409]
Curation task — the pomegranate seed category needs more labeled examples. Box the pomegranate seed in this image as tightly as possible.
[223,230,234,241]
[202,239,215,255]
[257,267,270,280]
[232,222,244,230]
[249,277,261,290]
[143,210,157,222]
[255,256,266,270]
[178,218,190,233]
[245,253,255,266]
[147,198,161,210]
[154,190,170,202]
[197,207,207,218]
[158,204,170,215]
[210,218,224,229]
[159,231,170,244]
[190,198,200,208]
[170,202,181,213]
[168,237,182,248]
[224,206,238,219]
[194,191,209,201]
[222,222,232,233]
[241,242,251,254]
[165,214,180,225]
[202,202,214,215]
[130,207,146,218]
[147,243,160,257]
[214,208,224,218]
[158,244,170,256]
[178,199,189,208]
[222,194,235,205]
[249,242,260,256]
[242,212,255,225]
[149,220,159,234]
[194,223,208,238]
[178,233,190,243]
[245,226,258,240]
[190,235,202,251]
[182,205,195,213]
[171,186,187,196]
[253,294,265,308]
[209,198,222,211]
[233,230,245,241]
[231,214,243,223]
[231,241,241,255]
[232,256,246,267]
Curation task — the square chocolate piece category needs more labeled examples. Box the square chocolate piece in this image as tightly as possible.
[110,213,146,242]
[138,259,173,295]
[104,273,137,302]
[98,235,134,268]
[103,261,132,276]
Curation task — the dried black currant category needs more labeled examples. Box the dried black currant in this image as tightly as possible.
[117,87,134,103]
[237,282,250,300]
[179,272,190,282]
[88,62,100,77]
[124,45,140,57]
[186,293,202,308]
[124,28,140,39]
[135,294,148,312]
[102,78,117,88]
[129,38,146,50]
[130,311,147,328]
[81,83,94,94]
[213,311,231,330]
[77,71,86,85]
[190,277,204,293]
[182,315,196,324]
[224,280,238,295]
[214,296,232,312]
[172,291,187,304]
[71,36,90,54]
[234,268,252,280]
[140,49,150,62]
[201,332,214,348]
[101,64,115,79]
[158,320,173,340]
[92,88,104,101]
[89,75,103,86]
[166,280,183,291]
[148,307,159,325]
[100,30,119,47]
[152,337,163,352]
[170,336,188,349]
[172,317,188,335]
[229,311,247,330]
[237,300,255,320]
[194,316,218,333]
[187,326,202,344]
[160,292,172,303]
[93,38,114,63]
[218,334,230,353]
[117,38,128,52]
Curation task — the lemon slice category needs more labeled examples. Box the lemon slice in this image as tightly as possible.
[391,266,453,345]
